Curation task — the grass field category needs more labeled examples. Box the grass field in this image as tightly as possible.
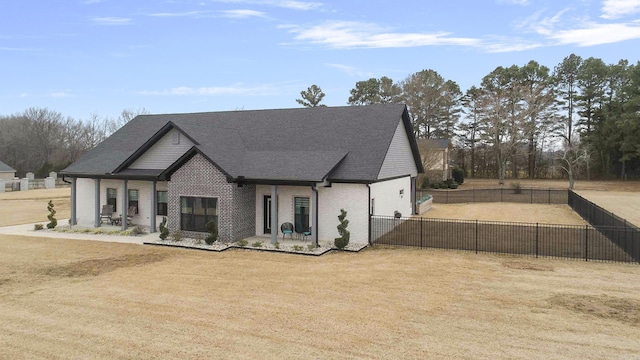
[0,188,70,227]
[1,185,639,358]
[0,236,639,359]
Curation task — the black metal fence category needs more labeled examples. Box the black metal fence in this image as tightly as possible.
[370,215,640,263]
[568,190,640,262]
[418,188,568,204]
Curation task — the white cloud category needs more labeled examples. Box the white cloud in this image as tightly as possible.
[601,0,640,19]
[48,91,74,98]
[91,17,132,25]
[497,0,530,5]
[220,9,267,18]
[0,46,39,51]
[210,0,321,11]
[282,21,479,49]
[139,83,285,96]
[148,11,209,17]
[325,63,373,77]
[549,21,640,46]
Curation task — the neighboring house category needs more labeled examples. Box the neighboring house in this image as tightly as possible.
[417,138,451,183]
[0,160,16,181]
[60,104,423,246]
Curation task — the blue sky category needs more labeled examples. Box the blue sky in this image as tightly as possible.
[1,0,640,120]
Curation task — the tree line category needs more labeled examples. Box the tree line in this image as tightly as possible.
[300,53,640,183]
[0,108,148,178]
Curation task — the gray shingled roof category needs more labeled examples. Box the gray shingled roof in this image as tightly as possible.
[0,160,15,172]
[62,104,422,183]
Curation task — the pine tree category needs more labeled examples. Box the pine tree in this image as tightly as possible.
[334,209,350,249]
[46,200,57,229]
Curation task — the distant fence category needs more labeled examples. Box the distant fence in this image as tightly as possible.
[418,188,568,204]
[568,191,640,262]
[370,215,640,263]
[1,178,68,192]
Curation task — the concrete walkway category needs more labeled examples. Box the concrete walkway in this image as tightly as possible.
[0,222,158,245]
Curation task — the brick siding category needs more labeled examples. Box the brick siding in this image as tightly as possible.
[167,154,255,242]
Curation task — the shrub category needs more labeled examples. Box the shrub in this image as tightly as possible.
[158,217,169,240]
[130,225,146,236]
[307,244,317,251]
[204,220,218,245]
[34,224,44,231]
[438,182,448,189]
[251,241,263,248]
[334,209,350,249]
[452,167,464,185]
[172,231,183,242]
[292,245,304,251]
[236,239,248,247]
[444,178,455,186]
[449,183,459,189]
[420,177,430,189]
[274,241,280,249]
[46,200,57,229]
[510,182,523,194]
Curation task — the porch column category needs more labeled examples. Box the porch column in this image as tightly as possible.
[121,180,128,231]
[94,179,101,228]
[311,186,318,246]
[270,185,278,244]
[70,178,77,226]
[150,181,157,233]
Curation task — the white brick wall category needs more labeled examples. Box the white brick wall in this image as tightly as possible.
[370,176,413,217]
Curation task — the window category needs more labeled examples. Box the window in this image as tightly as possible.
[180,197,217,232]
[107,188,117,212]
[294,197,310,233]
[128,189,139,214]
[157,191,168,216]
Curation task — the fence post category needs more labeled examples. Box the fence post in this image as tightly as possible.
[585,225,589,262]
[475,219,478,254]
[472,188,475,203]
[420,217,423,248]
[548,188,551,204]
[501,187,503,202]
[536,223,539,258]
[530,188,533,204]
[446,189,449,204]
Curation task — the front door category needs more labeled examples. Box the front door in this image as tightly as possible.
[263,195,271,234]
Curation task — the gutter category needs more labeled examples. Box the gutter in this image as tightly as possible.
[61,175,71,184]
[367,183,372,246]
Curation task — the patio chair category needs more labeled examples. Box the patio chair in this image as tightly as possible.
[99,205,114,224]
[302,226,312,242]
[126,206,137,225]
[280,222,294,240]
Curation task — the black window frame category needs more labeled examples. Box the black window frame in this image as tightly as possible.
[157,191,168,216]
[294,196,310,233]
[107,188,117,213]
[180,196,218,232]
[128,189,139,214]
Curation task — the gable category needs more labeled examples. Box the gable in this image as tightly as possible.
[128,128,194,170]
[377,119,418,180]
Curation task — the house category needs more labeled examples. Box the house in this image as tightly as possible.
[417,138,451,184]
[0,160,16,181]
[60,104,423,246]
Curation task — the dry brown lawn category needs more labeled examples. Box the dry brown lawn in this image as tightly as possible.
[0,236,639,359]
[575,190,640,227]
[462,178,640,192]
[422,203,588,225]
[0,188,70,227]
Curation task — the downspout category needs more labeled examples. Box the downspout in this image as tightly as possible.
[311,185,319,247]
[367,183,371,246]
